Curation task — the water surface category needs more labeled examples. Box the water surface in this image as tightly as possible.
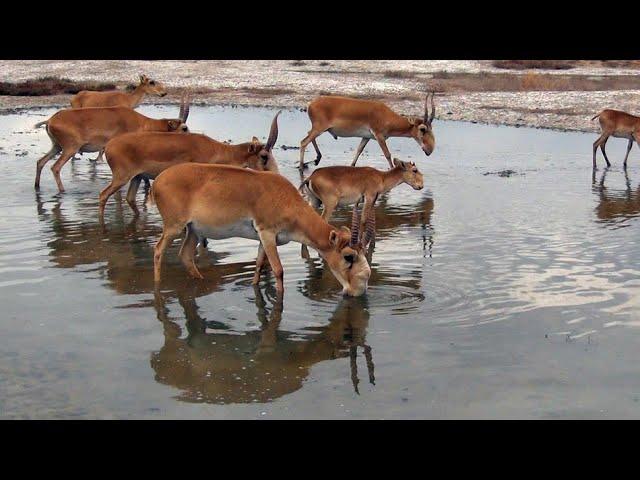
[2,105,640,418]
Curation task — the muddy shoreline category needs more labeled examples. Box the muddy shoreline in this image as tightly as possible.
[2,60,640,133]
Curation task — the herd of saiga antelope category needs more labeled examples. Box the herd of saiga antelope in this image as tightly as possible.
[31,74,639,298]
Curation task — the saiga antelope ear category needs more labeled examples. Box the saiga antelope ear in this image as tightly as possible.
[248,136,261,154]
[329,230,339,246]
[393,158,407,170]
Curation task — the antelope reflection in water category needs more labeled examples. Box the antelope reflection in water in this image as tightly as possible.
[150,287,375,404]
[35,192,249,292]
[36,194,376,403]
[592,168,640,228]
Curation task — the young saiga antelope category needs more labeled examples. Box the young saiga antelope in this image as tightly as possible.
[299,92,436,170]
[34,96,190,192]
[100,111,280,217]
[150,163,373,296]
[298,158,423,257]
[592,109,640,170]
[68,74,168,163]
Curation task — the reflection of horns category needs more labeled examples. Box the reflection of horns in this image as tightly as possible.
[364,345,375,385]
[349,345,375,395]
[350,346,360,395]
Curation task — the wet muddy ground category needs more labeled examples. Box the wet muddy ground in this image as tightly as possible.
[2,105,640,418]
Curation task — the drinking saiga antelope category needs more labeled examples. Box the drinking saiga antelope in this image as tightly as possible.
[99,111,281,217]
[298,158,424,256]
[33,95,190,192]
[299,92,436,170]
[67,74,168,163]
[149,163,373,296]
[592,109,640,169]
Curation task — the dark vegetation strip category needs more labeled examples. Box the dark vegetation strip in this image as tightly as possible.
[0,76,117,96]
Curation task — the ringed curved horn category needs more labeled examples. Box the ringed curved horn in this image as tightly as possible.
[361,197,377,249]
[428,91,435,124]
[265,110,281,151]
[350,201,361,247]
[179,91,191,123]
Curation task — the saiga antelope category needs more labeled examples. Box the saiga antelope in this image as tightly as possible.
[299,92,436,170]
[298,158,423,257]
[34,96,190,192]
[69,74,168,163]
[592,109,640,169]
[149,163,373,296]
[70,74,167,109]
[99,111,281,217]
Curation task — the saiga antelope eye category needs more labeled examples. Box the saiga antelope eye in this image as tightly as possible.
[149,80,156,85]
[344,254,355,265]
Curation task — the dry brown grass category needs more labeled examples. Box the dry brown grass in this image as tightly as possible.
[383,70,419,79]
[493,60,640,70]
[0,76,117,96]
[428,71,640,92]
[480,105,588,116]
[492,60,575,70]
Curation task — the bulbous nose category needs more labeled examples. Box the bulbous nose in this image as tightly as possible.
[343,285,368,297]
[423,147,433,156]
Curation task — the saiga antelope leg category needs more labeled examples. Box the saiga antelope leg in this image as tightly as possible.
[99,174,130,218]
[373,134,393,168]
[593,134,608,169]
[125,175,143,214]
[178,223,204,279]
[256,231,284,292]
[253,243,268,285]
[34,145,61,189]
[91,149,105,163]
[299,130,323,170]
[320,198,338,222]
[153,224,184,283]
[600,136,611,167]
[51,148,79,192]
[624,137,635,169]
[351,138,370,166]
[311,139,322,165]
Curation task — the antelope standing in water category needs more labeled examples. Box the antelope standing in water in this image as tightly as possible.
[299,92,436,170]
[33,96,190,192]
[68,74,168,163]
[100,111,281,216]
[592,109,640,169]
[298,158,424,257]
[149,163,374,296]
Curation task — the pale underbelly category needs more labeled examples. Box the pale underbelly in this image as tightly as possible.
[612,132,635,139]
[327,127,375,139]
[191,219,292,245]
[338,193,365,206]
[80,144,103,153]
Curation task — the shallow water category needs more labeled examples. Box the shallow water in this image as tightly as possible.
[2,105,640,419]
